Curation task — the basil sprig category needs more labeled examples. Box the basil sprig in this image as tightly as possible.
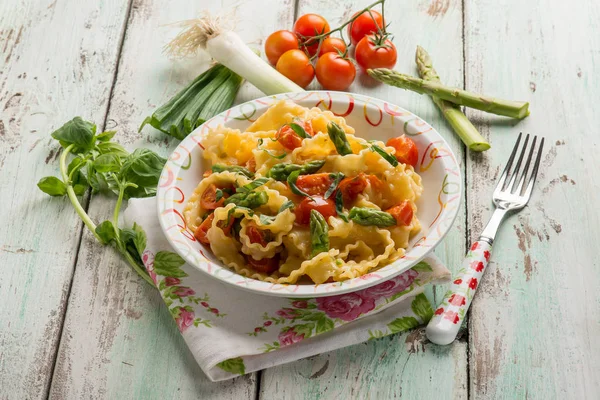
[37,116,174,286]
[288,122,309,138]
[324,172,345,199]
[224,178,270,209]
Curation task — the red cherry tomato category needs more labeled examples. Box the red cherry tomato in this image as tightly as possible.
[295,196,337,225]
[246,224,271,247]
[296,173,334,196]
[347,10,384,45]
[200,184,234,210]
[193,213,234,245]
[246,254,280,274]
[276,120,314,150]
[276,49,315,88]
[386,201,414,226]
[294,14,330,56]
[337,173,368,204]
[355,34,397,70]
[265,30,300,65]
[194,214,214,245]
[245,157,256,173]
[386,135,419,167]
[315,52,356,91]
[318,37,347,56]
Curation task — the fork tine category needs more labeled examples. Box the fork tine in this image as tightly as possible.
[523,137,545,200]
[507,134,530,192]
[495,132,522,192]
[514,136,537,195]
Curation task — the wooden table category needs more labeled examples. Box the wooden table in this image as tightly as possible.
[1,0,599,398]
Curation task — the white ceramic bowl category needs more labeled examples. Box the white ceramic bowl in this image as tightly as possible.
[157,91,461,297]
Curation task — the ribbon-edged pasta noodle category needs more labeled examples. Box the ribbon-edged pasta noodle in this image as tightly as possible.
[183,100,423,284]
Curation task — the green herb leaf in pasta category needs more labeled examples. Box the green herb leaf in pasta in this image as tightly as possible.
[327,122,353,156]
[288,122,309,138]
[279,200,294,213]
[236,177,270,194]
[334,190,349,222]
[310,210,330,257]
[371,144,399,167]
[211,164,255,178]
[258,138,287,159]
[348,207,397,227]
[287,170,313,199]
[324,172,345,199]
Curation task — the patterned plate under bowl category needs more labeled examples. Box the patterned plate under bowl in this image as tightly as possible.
[157,91,461,297]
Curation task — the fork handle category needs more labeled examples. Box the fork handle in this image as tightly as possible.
[426,240,492,345]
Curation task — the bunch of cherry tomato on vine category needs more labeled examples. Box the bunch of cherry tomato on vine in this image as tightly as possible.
[265,8,397,91]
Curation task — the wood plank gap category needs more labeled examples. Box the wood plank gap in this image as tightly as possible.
[460,1,472,399]
[45,0,135,397]
[293,0,300,20]
[101,0,135,131]
[255,370,262,400]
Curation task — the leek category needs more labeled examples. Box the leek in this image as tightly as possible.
[139,64,242,140]
[166,16,304,95]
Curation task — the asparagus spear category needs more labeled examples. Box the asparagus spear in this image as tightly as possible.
[415,46,490,152]
[367,68,530,120]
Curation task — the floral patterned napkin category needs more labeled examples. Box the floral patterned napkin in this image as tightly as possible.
[124,198,451,382]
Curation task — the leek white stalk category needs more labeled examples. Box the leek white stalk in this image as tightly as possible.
[167,16,304,95]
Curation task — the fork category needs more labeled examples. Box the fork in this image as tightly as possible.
[426,133,545,345]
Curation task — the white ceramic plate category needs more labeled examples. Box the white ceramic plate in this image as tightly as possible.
[157,91,461,297]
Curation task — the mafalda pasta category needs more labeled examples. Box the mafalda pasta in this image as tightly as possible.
[184,100,423,284]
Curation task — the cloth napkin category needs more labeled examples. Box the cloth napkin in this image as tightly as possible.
[123,197,451,381]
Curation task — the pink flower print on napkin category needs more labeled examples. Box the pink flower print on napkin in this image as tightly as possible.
[316,293,375,322]
[165,277,181,287]
[435,307,444,315]
[142,250,157,285]
[276,308,299,319]
[291,300,308,309]
[173,287,196,297]
[471,242,480,251]
[278,327,305,346]
[176,309,195,332]
[361,269,419,300]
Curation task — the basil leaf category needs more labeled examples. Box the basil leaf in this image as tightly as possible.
[310,210,329,257]
[95,220,116,245]
[259,214,275,225]
[211,164,255,179]
[288,122,308,138]
[327,122,353,156]
[119,148,166,198]
[334,190,349,222]
[279,200,294,213]
[73,184,87,195]
[96,130,117,142]
[94,153,122,173]
[287,170,313,198]
[37,176,67,197]
[258,138,287,159]
[371,144,399,167]
[215,189,224,202]
[324,172,345,199]
[153,251,188,278]
[51,117,96,153]
[97,141,129,158]
[132,222,147,255]
[348,207,396,227]
[237,177,270,194]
